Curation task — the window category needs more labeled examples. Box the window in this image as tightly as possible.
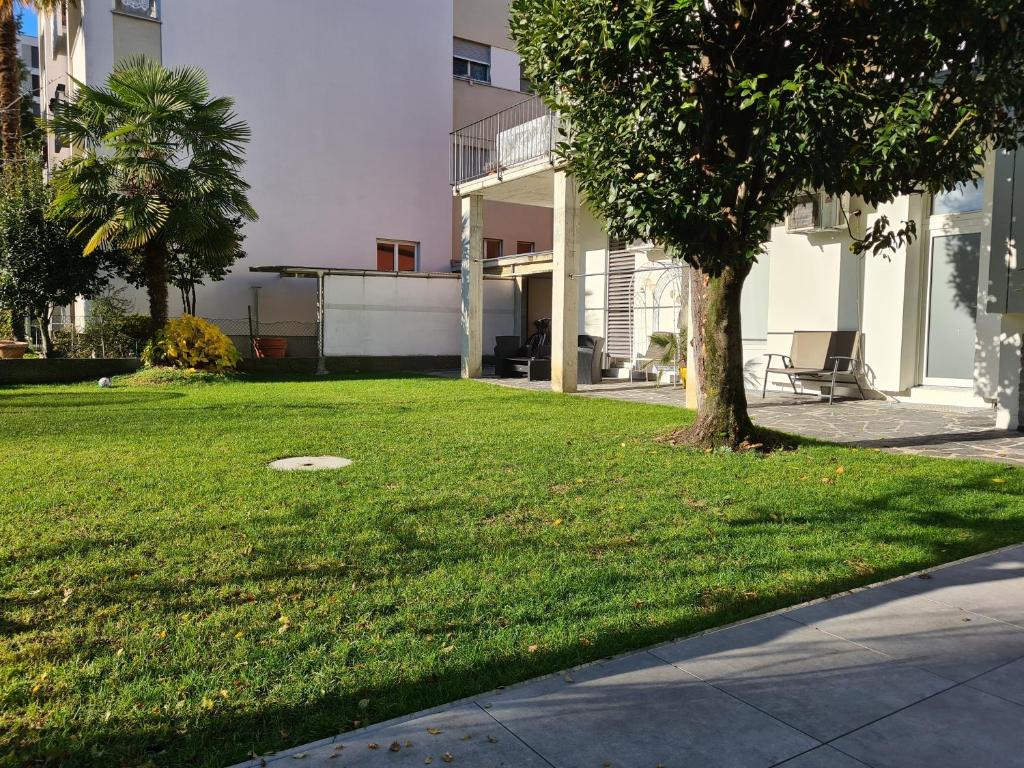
[376,239,418,272]
[453,37,491,84]
[30,45,38,69]
[519,61,533,93]
[484,238,503,260]
[30,74,39,95]
[516,241,535,255]
[932,180,984,215]
[115,0,160,20]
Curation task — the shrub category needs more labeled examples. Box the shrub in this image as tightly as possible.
[143,315,240,373]
[52,292,152,359]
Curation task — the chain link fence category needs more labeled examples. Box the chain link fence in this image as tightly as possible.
[207,318,318,360]
[44,316,318,359]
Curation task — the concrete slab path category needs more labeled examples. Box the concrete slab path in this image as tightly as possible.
[231,544,1024,768]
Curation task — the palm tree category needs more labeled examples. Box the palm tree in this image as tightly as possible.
[47,56,257,331]
[0,1,65,160]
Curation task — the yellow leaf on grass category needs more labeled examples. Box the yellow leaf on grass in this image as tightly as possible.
[201,697,214,711]
[528,644,539,653]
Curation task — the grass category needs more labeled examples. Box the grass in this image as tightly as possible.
[1,374,1023,767]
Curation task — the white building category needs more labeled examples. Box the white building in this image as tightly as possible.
[38,0,548,345]
[452,104,1024,430]
[19,33,39,117]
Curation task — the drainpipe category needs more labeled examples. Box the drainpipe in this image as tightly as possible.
[315,271,328,376]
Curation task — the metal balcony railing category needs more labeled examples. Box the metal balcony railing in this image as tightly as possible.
[450,95,560,189]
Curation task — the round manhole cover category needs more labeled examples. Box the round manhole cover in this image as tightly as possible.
[268,456,353,471]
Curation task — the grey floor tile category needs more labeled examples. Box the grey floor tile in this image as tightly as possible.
[479,651,819,768]
[652,615,952,741]
[832,685,1024,768]
[255,704,551,768]
[775,745,870,768]
[965,656,1024,706]
[886,546,1024,626]
[786,585,1024,682]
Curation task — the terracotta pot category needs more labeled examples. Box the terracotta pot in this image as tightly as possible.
[0,340,29,359]
[253,337,288,359]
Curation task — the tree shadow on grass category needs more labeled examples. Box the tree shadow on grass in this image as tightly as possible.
[6,464,1024,767]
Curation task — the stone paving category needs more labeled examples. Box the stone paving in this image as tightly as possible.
[232,545,1024,768]
[465,373,1024,466]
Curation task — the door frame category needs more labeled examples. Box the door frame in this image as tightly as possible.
[919,206,985,387]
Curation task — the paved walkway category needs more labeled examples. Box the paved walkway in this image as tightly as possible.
[459,373,1024,466]
[233,545,1024,768]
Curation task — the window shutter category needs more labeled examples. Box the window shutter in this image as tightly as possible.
[453,38,490,64]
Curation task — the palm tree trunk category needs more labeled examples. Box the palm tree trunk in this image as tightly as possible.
[0,6,21,161]
[144,240,170,333]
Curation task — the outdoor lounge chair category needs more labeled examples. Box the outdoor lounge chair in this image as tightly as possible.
[633,336,683,387]
[495,319,551,380]
[762,330,866,404]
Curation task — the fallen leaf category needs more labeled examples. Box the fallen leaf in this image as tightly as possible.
[367,742,378,750]
[993,478,1006,484]
[487,735,499,743]
[427,728,443,736]
[357,698,370,710]
[291,753,306,760]
[460,734,471,741]
[424,758,433,765]
[835,466,845,475]
[389,741,401,752]
[527,644,539,653]
[552,518,563,526]
[442,753,454,763]
[201,697,214,711]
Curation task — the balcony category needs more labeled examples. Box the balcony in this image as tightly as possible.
[450,95,561,190]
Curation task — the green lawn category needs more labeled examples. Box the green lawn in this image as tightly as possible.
[2,375,1023,767]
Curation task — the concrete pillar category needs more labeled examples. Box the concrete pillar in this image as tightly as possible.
[552,170,580,393]
[995,314,1024,430]
[460,194,483,378]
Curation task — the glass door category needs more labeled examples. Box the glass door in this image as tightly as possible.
[921,182,984,386]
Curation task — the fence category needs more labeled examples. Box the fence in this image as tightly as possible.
[209,318,318,360]
[43,316,318,360]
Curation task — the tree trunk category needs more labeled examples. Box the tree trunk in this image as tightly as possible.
[34,307,52,357]
[144,241,170,333]
[0,7,21,162]
[687,261,757,448]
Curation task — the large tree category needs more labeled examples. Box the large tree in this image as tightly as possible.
[511,0,1024,448]
[0,159,109,355]
[0,1,64,160]
[48,56,257,331]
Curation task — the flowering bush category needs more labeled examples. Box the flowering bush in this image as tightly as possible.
[142,315,240,373]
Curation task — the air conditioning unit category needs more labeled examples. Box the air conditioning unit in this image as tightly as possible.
[786,191,849,234]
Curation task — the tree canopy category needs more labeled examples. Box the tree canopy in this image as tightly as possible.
[0,159,110,354]
[510,0,1024,446]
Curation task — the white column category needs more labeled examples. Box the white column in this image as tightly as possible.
[995,314,1024,430]
[552,170,580,393]
[460,194,484,378]
[460,195,483,378]
[685,268,700,409]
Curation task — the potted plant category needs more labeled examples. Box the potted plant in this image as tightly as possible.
[0,340,30,359]
[253,336,288,359]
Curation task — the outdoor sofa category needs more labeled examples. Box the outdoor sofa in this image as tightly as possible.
[762,330,866,404]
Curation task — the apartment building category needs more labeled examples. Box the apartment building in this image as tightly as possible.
[19,33,39,116]
[452,100,1024,429]
[38,0,547,338]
